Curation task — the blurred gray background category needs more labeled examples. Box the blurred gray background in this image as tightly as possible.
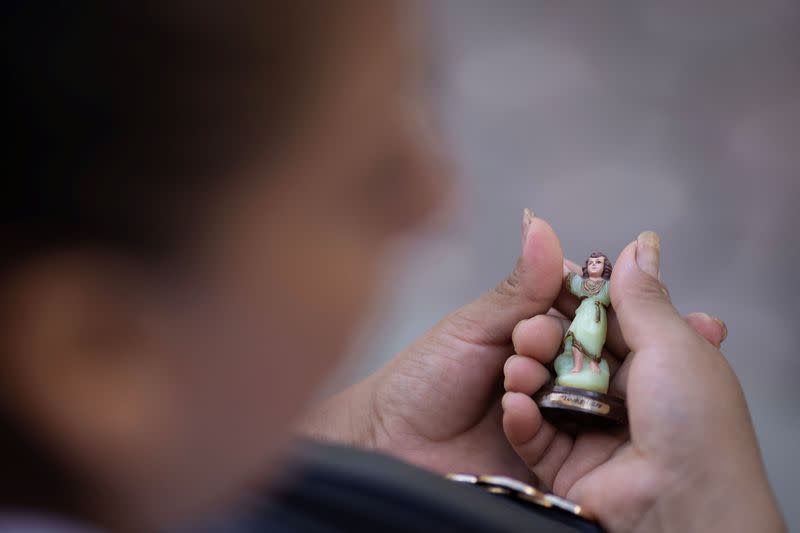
[336,1,800,528]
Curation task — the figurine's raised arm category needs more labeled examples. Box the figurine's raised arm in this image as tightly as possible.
[565,271,585,298]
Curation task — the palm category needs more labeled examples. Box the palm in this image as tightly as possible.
[373,332,531,480]
[369,214,565,481]
[541,345,713,529]
[529,348,674,521]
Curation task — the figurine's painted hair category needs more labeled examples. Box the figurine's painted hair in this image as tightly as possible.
[582,251,613,280]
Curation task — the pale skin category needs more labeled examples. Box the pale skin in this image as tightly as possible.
[570,255,606,374]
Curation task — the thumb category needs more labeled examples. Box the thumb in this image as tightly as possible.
[611,231,698,353]
[439,209,563,346]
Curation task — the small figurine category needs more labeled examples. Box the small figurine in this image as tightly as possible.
[534,252,627,431]
[557,252,612,392]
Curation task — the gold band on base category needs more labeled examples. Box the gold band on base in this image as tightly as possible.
[534,384,627,433]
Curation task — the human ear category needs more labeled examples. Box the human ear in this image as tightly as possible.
[0,252,173,491]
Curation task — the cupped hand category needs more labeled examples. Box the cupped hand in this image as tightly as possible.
[299,210,562,481]
[363,210,564,480]
[503,232,785,532]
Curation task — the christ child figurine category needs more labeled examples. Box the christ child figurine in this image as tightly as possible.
[553,252,612,394]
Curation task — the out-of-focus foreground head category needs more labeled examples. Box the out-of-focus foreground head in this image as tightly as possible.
[1,1,445,529]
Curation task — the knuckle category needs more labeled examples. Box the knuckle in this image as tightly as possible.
[495,270,522,300]
[503,354,519,376]
[443,308,487,346]
[614,276,669,314]
[511,319,529,351]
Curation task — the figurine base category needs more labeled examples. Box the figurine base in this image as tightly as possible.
[534,385,627,434]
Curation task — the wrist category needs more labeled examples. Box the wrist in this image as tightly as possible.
[296,376,382,449]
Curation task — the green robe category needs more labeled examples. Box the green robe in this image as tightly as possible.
[564,272,610,361]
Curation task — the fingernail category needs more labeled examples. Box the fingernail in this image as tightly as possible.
[521,208,535,247]
[712,316,728,342]
[522,208,535,237]
[636,230,661,279]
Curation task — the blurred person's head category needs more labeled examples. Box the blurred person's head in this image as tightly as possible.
[1,1,445,529]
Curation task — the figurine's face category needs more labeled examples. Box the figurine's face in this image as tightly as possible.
[586,256,606,278]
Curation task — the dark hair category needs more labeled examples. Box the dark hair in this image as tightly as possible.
[1,1,350,520]
[2,2,347,269]
[582,251,613,280]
